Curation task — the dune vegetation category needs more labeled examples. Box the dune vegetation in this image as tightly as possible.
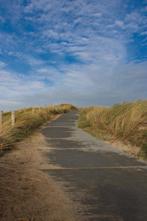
[78,100,147,159]
[0,104,76,150]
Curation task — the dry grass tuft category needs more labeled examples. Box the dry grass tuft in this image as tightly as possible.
[0,104,76,150]
[78,100,147,159]
[0,133,76,221]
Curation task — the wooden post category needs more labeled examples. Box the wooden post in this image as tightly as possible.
[0,111,3,132]
[11,111,15,127]
[32,108,35,114]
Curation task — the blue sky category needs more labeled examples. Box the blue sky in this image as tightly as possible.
[0,0,147,110]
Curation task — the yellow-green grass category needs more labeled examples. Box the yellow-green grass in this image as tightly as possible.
[78,100,147,159]
[0,104,76,150]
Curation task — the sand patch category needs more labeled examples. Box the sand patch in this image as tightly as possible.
[0,132,76,221]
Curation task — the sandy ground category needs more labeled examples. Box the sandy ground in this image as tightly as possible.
[108,140,140,158]
[0,132,76,221]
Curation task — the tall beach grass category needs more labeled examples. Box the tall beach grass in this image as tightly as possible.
[0,104,76,150]
[78,100,147,159]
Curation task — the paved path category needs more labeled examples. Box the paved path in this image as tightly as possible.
[41,111,147,221]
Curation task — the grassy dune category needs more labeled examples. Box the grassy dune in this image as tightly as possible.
[0,104,76,150]
[78,100,147,159]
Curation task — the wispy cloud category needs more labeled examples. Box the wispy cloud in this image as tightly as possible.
[0,0,147,109]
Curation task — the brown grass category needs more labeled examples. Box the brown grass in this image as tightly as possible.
[0,104,76,150]
[78,100,147,159]
[0,132,76,221]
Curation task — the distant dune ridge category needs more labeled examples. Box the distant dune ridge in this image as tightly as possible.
[1,101,147,159]
[0,104,76,151]
[78,100,147,159]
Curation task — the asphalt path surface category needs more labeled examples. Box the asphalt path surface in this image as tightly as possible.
[41,111,147,221]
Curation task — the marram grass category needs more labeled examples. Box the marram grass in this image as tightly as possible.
[78,100,147,159]
[0,104,76,150]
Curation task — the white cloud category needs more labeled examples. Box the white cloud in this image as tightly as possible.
[0,0,147,109]
[115,20,124,28]
[0,62,50,110]
[140,31,147,36]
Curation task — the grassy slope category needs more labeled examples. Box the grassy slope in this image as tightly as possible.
[78,100,147,159]
[0,104,76,150]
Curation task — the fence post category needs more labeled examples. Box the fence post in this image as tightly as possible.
[0,111,3,132]
[32,108,35,114]
[11,111,15,127]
